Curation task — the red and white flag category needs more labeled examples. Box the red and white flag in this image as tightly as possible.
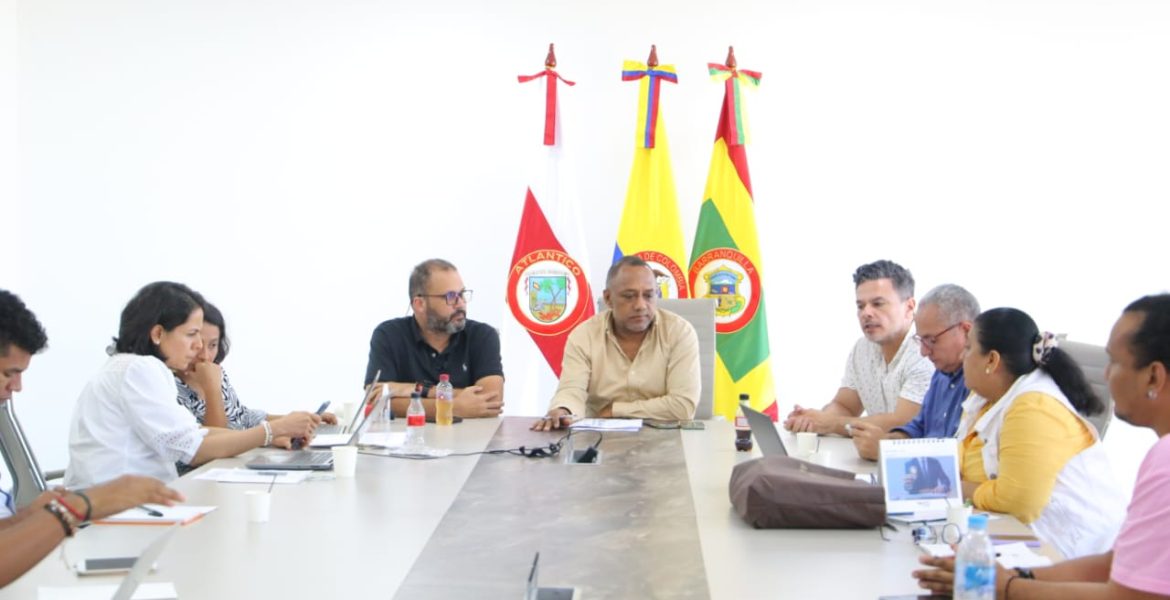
[503,45,595,414]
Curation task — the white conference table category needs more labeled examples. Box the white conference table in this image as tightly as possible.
[2,418,1033,598]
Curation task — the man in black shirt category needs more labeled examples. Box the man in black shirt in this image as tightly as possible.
[364,259,504,418]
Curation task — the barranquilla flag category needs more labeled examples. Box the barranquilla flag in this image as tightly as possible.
[506,45,595,389]
[612,46,689,298]
[688,48,777,420]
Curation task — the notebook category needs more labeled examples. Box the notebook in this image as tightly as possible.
[38,524,181,600]
[743,405,788,457]
[95,505,216,526]
[878,437,962,522]
[245,450,334,471]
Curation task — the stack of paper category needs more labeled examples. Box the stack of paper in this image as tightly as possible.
[569,419,643,431]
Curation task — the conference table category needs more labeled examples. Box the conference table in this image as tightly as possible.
[3,417,1040,598]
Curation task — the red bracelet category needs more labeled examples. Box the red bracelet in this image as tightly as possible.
[52,493,86,521]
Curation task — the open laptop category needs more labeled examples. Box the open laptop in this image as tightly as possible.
[40,524,181,600]
[315,372,382,437]
[742,405,789,457]
[310,385,383,447]
[525,552,576,600]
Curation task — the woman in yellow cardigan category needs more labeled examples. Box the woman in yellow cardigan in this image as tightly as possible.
[957,307,1125,558]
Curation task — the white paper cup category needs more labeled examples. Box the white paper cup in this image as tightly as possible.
[245,491,271,523]
[947,505,972,535]
[332,445,358,478]
[796,432,818,457]
[337,402,357,425]
[812,450,833,467]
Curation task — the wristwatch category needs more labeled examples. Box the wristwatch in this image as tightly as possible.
[1014,567,1035,579]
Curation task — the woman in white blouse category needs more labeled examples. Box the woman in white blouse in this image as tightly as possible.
[64,282,320,488]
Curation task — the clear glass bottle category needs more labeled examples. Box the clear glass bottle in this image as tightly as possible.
[435,374,454,426]
[954,513,995,600]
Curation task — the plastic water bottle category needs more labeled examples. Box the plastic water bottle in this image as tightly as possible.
[435,374,454,426]
[367,384,393,434]
[734,393,753,452]
[954,513,995,600]
[405,390,425,449]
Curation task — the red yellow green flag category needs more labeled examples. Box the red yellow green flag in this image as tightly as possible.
[688,49,776,420]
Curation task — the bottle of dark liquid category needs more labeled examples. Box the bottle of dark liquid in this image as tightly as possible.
[734,393,753,452]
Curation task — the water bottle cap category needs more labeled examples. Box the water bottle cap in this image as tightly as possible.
[439,374,450,382]
[967,513,989,530]
[739,393,750,401]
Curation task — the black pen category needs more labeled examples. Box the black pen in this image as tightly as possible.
[137,505,164,517]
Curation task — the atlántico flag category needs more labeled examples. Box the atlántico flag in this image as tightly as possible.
[507,46,594,379]
[612,49,689,298]
[688,52,777,420]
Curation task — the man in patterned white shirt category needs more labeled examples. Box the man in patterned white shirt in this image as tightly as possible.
[784,260,934,436]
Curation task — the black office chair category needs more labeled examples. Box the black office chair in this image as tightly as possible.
[0,398,55,509]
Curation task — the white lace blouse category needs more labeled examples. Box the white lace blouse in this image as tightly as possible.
[65,354,208,488]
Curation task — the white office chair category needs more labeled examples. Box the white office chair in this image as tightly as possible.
[0,399,51,509]
[593,296,717,420]
[1059,339,1114,439]
[655,298,716,420]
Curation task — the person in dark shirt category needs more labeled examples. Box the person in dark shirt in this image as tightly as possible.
[364,259,504,418]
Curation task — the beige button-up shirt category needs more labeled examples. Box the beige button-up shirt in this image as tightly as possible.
[550,308,700,420]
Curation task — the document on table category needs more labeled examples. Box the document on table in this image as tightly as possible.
[38,583,177,600]
[94,505,216,526]
[194,468,310,484]
[570,418,643,431]
[358,432,407,447]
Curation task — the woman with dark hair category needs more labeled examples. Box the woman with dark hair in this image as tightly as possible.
[174,300,336,442]
[64,282,321,488]
[956,307,1125,558]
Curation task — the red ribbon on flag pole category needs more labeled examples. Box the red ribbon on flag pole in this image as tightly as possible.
[518,43,576,146]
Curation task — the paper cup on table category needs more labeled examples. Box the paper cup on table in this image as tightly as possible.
[812,450,832,467]
[245,491,271,523]
[947,505,972,535]
[332,445,358,478]
[796,432,818,457]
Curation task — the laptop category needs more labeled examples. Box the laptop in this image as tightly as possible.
[310,385,383,447]
[245,449,334,471]
[742,405,788,457]
[525,552,576,600]
[39,524,181,600]
[878,438,962,523]
[315,372,382,437]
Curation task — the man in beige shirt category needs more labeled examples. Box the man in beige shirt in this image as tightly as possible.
[532,256,700,431]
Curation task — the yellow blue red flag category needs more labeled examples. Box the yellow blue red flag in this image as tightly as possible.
[612,48,689,298]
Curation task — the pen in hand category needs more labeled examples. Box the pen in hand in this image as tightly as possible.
[292,401,331,450]
[137,505,164,517]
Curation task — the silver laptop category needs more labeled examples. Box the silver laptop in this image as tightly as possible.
[743,405,788,457]
[315,371,381,437]
[112,524,181,600]
[310,386,382,448]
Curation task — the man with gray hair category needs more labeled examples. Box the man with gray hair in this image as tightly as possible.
[785,260,935,436]
[364,259,504,419]
[850,284,980,460]
[532,255,700,431]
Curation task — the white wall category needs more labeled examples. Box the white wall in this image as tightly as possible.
[6,0,1167,493]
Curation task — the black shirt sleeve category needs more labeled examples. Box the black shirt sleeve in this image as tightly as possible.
[468,322,504,383]
[365,321,399,386]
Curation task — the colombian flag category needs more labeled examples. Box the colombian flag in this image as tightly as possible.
[688,61,777,420]
[612,59,689,298]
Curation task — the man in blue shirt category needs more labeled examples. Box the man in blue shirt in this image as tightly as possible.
[850,284,980,460]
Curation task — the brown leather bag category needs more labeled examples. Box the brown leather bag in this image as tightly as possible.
[729,456,887,528]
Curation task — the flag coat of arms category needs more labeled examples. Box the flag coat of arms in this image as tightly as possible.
[612,47,689,298]
[507,46,595,381]
[688,49,778,420]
